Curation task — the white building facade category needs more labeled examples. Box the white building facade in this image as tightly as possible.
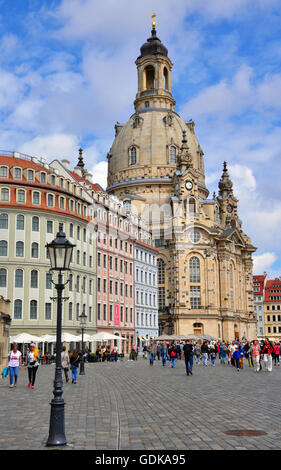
[135,241,158,348]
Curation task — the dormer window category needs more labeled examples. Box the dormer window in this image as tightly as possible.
[40,172,46,183]
[0,166,8,178]
[14,168,22,180]
[51,175,55,186]
[27,169,34,181]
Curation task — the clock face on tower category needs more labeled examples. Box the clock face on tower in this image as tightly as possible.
[185,180,193,190]
[227,204,233,213]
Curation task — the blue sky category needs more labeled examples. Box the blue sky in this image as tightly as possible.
[0,0,281,276]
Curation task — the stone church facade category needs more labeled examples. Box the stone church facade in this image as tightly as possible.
[106,22,257,341]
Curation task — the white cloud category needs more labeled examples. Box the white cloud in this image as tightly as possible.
[19,134,79,160]
[91,160,108,190]
[253,252,277,274]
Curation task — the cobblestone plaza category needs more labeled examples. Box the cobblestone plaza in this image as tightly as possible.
[0,359,280,450]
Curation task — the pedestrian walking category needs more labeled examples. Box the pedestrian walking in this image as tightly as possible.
[183,340,193,376]
[160,343,168,366]
[261,338,274,372]
[25,343,40,389]
[148,343,156,366]
[232,345,244,372]
[61,346,70,382]
[70,350,80,383]
[209,347,217,366]
[170,344,177,368]
[201,341,209,366]
[176,342,182,360]
[194,343,201,364]
[6,343,22,388]
[273,343,280,366]
[250,340,261,372]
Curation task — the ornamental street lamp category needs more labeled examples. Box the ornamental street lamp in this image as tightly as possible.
[79,311,87,375]
[46,224,75,447]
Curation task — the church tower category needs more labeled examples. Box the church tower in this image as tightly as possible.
[107,17,257,341]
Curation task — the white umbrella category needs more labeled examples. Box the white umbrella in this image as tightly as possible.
[39,334,56,343]
[10,333,42,343]
[89,332,127,341]
[61,333,80,343]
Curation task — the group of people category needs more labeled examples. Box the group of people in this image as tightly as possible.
[5,343,89,388]
[145,338,281,374]
[95,345,119,362]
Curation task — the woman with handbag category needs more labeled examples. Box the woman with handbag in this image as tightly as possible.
[61,346,70,382]
[70,349,80,384]
[6,343,22,388]
[25,343,40,389]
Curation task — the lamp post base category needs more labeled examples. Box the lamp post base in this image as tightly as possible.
[46,399,67,447]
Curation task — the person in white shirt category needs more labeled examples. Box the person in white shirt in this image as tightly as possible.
[6,343,22,388]
[25,343,40,389]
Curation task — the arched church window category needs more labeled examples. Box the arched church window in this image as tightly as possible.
[169,146,177,163]
[163,67,169,90]
[145,101,150,108]
[229,263,233,289]
[157,259,165,284]
[145,65,155,90]
[189,257,200,283]
[189,198,196,214]
[130,147,137,165]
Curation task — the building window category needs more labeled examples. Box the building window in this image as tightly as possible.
[69,223,73,238]
[157,259,165,284]
[31,242,39,258]
[47,194,54,207]
[190,286,201,309]
[40,172,46,183]
[32,216,39,231]
[68,302,73,321]
[30,300,37,319]
[47,220,53,233]
[59,197,65,210]
[15,269,23,288]
[14,299,22,319]
[27,170,34,181]
[32,191,40,205]
[16,241,24,257]
[130,147,137,165]
[1,188,9,201]
[30,270,38,288]
[0,213,8,229]
[0,268,7,287]
[0,166,8,177]
[169,145,177,163]
[46,272,52,289]
[189,229,200,244]
[16,214,24,230]
[189,257,200,283]
[0,240,7,256]
[45,303,52,320]
[17,190,25,203]
[158,287,165,310]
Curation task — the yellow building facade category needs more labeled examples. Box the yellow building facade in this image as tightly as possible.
[107,23,257,341]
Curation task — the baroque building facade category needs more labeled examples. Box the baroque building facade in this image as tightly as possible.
[0,151,98,344]
[106,22,257,341]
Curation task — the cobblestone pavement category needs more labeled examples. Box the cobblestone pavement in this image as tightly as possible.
[0,358,280,450]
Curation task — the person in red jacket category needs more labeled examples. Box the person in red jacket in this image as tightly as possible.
[261,338,274,372]
[273,343,280,366]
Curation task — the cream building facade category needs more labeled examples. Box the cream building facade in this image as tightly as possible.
[107,23,257,341]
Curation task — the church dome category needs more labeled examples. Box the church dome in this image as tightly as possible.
[107,109,206,189]
[139,28,168,58]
